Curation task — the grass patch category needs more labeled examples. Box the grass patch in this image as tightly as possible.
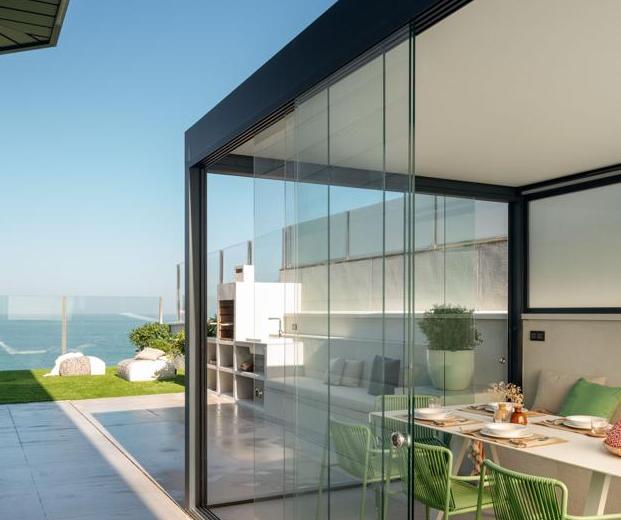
[0,367,185,405]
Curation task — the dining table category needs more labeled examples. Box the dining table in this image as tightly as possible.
[371,405,621,516]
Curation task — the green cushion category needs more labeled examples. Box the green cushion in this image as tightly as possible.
[559,378,621,420]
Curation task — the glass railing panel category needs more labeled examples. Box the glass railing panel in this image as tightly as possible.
[0,295,161,371]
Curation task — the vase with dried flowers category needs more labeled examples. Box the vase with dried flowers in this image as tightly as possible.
[490,381,527,424]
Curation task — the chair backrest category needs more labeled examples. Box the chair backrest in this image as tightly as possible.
[397,442,453,512]
[479,460,568,520]
[330,419,374,480]
[373,393,434,412]
[372,394,438,448]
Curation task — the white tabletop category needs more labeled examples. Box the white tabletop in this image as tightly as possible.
[372,406,621,478]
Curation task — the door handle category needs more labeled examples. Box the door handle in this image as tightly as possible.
[391,431,410,448]
[499,356,507,365]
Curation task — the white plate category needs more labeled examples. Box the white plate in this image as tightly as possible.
[564,415,605,430]
[480,423,531,439]
[414,408,453,421]
[485,402,514,412]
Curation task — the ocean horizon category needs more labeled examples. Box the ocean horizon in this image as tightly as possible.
[0,313,178,372]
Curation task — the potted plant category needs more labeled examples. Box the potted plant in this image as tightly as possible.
[419,304,482,391]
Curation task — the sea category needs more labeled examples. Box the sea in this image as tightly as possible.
[0,313,177,372]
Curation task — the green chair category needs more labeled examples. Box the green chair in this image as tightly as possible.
[372,394,446,449]
[317,419,399,520]
[476,460,621,520]
[396,441,493,520]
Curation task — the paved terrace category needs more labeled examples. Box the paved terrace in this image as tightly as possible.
[0,395,187,520]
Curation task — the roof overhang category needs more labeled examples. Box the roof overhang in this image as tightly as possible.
[186,0,621,190]
[0,0,69,56]
[185,0,472,169]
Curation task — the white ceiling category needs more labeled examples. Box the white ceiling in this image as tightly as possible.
[233,0,621,187]
[417,0,621,186]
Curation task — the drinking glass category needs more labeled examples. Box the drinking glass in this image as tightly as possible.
[591,417,610,436]
[428,396,443,410]
[493,403,511,423]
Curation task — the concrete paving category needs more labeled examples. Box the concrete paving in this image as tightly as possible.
[0,398,189,520]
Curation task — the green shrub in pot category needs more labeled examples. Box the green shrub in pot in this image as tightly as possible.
[419,304,482,391]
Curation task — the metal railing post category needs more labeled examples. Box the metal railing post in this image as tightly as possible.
[60,296,67,355]
[247,239,253,265]
[159,297,164,324]
[177,263,182,322]
[219,249,224,284]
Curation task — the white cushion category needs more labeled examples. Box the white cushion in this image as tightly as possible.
[341,359,364,387]
[532,370,606,414]
[87,356,106,375]
[135,347,166,361]
[117,358,176,382]
[45,353,106,377]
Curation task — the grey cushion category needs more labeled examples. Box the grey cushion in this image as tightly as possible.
[532,370,606,414]
[323,357,346,385]
[368,355,400,396]
[341,360,364,387]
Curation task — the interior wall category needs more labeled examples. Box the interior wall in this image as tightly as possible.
[518,317,621,514]
[522,318,621,403]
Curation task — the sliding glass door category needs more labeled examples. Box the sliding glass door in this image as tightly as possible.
[201,27,416,520]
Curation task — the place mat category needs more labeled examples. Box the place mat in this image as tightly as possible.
[536,418,599,436]
[459,405,547,418]
[414,415,481,428]
[460,427,567,449]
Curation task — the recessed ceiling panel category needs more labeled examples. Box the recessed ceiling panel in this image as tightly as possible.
[416,0,621,186]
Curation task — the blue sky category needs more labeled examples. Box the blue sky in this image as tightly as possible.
[0,1,336,311]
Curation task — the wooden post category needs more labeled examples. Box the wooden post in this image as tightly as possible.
[61,296,67,355]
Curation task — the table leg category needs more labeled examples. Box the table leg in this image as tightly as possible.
[452,436,470,474]
[488,444,500,464]
[583,471,611,516]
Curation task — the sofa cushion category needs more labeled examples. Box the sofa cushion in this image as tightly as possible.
[368,355,400,396]
[268,376,378,415]
[341,360,364,387]
[117,358,176,382]
[323,357,346,385]
[560,378,621,421]
[136,347,166,361]
[532,370,606,414]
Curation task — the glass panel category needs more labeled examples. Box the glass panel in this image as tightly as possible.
[529,183,621,308]
[201,28,414,520]
[205,173,256,509]
[415,197,508,399]
[0,295,160,372]
[289,34,413,520]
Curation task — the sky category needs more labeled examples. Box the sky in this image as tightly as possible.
[0,0,336,312]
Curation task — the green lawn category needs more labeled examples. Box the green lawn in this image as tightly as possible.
[0,367,185,405]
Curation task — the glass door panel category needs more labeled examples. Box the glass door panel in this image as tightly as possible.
[203,26,415,520]
[289,30,414,520]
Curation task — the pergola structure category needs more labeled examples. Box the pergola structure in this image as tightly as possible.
[185,1,621,518]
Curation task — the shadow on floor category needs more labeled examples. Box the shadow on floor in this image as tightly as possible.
[0,400,187,520]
